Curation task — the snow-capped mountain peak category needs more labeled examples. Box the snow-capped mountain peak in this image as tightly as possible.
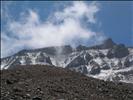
[1,39,133,83]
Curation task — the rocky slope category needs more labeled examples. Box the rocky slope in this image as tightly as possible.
[1,65,133,100]
[1,38,133,83]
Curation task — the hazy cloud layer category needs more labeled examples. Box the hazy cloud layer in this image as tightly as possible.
[1,1,105,58]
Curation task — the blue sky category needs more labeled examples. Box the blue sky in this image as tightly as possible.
[1,1,133,57]
[98,1,133,46]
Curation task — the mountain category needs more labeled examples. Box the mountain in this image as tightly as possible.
[1,38,133,83]
[1,65,133,100]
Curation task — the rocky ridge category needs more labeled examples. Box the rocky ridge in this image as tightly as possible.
[1,38,133,83]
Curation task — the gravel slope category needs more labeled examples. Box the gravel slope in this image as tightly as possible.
[1,65,133,100]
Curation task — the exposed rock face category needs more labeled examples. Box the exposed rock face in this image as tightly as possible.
[99,52,105,58]
[107,44,129,58]
[124,58,131,67]
[35,53,45,62]
[10,58,21,66]
[46,57,52,65]
[69,65,88,74]
[107,49,114,59]
[112,60,123,70]
[25,57,32,64]
[67,56,85,68]
[114,44,129,58]
[89,38,116,49]
[100,62,110,70]
[101,38,116,49]
[76,45,88,51]
[85,53,93,64]
[89,61,101,75]
[35,53,52,64]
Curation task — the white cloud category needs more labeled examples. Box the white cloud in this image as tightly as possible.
[54,1,99,23]
[1,1,105,57]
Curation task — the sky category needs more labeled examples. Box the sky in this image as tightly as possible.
[1,1,133,58]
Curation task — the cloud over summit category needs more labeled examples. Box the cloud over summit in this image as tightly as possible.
[1,1,105,57]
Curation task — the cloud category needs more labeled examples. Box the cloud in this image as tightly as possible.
[1,1,105,58]
[54,1,99,23]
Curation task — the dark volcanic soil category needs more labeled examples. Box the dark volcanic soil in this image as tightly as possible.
[1,65,133,100]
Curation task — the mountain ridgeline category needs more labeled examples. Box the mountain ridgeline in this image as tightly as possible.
[1,38,133,83]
